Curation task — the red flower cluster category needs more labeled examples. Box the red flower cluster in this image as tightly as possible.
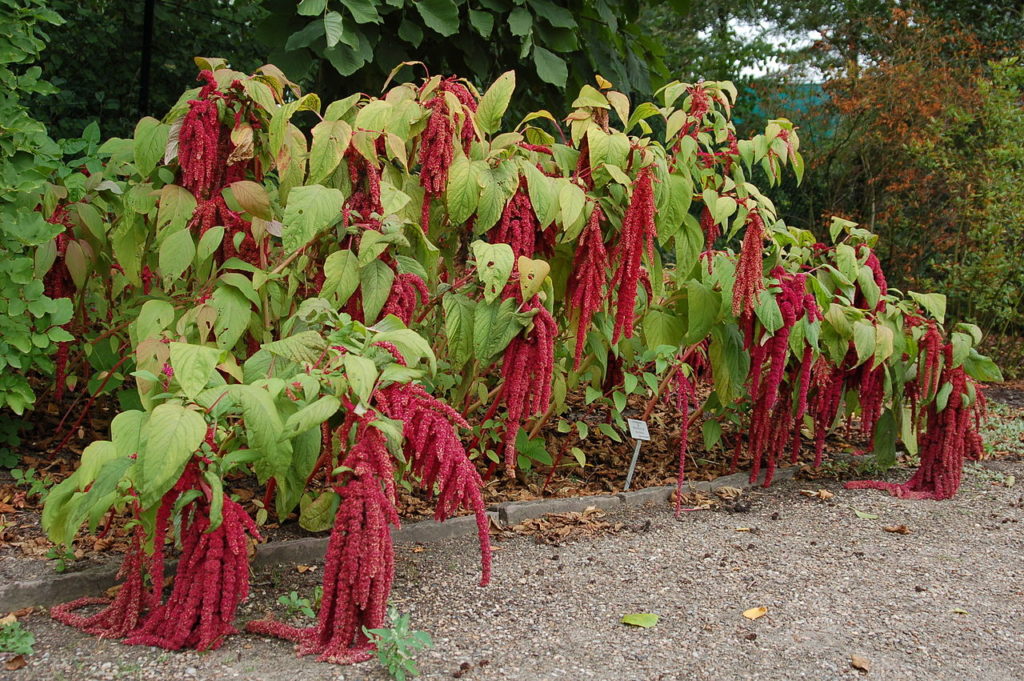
[376,381,491,585]
[249,417,398,663]
[50,525,149,638]
[125,495,259,651]
[743,269,820,485]
[732,209,766,319]
[566,204,609,368]
[491,184,547,258]
[498,294,556,475]
[177,71,261,266]
[417,77,476,230]
[382,271,430,325]
[848,350,985,500]
[345,149,383,226]
[609,165,656,343]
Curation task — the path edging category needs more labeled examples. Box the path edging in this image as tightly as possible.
[0,467,793,611]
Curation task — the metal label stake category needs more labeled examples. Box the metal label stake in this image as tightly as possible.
[624,418,650,491]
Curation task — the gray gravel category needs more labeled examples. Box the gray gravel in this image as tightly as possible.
[7,462,1024,681]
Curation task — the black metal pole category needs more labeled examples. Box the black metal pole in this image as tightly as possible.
[138,0,156,118]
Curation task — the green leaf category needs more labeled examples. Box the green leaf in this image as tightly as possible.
[558,182,585,233]
[508,7,532,36]
[476,70,515,135]
[133,117,168,177]
[686,281,719,344]
[443,293,475,369]
[533,45,567,87]
[360,259,395,323]
[159,227,195,286]
[852,320,875,367]
[754,291,783,334]
[621,613,659,628]
[468,8,494,37]
[297,0,327,14]
[963,349,1003,383]
[281,184,345,253]
[416,0,459,36]
[343,0,381,24]
[169,343,221,399]
[871,408,897,469]
[262,331,327,364]
[322,249,360,303]
[373,328,437,373]
[473,298,521,360]
[472,240,515,303]
[702,419,722,451]
[852,509,879,520]
[642,309,684,349]
[299,492,340,532]
[211,286,251,350]
[908,291,946,324]
[446,153,478,224]
[344,354,378,404]
[283,396,340,439]
[138,404,207,507]
[308,120,352,184]
[235,385,292,482]
[135,300,175,342]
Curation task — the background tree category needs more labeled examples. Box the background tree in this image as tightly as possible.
[255,0,688,111]
[25,0,268,138]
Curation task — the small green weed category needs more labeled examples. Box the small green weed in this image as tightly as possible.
[363,606,433,681]
[46,546,76,573]
[277,591,314,619]
[0,620,35,656]
[11,467,53,502]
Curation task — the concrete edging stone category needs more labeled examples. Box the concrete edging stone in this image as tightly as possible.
[0,467,795,611]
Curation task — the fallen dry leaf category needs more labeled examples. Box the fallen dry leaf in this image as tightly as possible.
[296,565,317,573]
[883,525,911,534]
[735,527,751,532]
[799,489,834,501]
[5,655,27,671]
[0,613,16,625]
[850,654,871,672]
[742,606,767,620]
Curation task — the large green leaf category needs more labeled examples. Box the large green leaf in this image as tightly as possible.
[283,395,340,439]
[471,240,515,303]
[169,343,221,399]
[416,0,459,36]
[533,45,567,87]
[133,116,168,177]
[281,184,344,252]
[360,259,395,323]
[442,293,475,369]
[138,404,207,507]
[476,70,515,135]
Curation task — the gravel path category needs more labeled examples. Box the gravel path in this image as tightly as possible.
[8,462,1024,681]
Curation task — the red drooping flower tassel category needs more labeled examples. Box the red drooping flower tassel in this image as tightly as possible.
[248,418,399,663]
[381,271,430,325]
[732,209,766,319]
[809,357,847,467]
[609,165,656,343]
[497,294,556,476]
[375,380,491,585]
[124,496,260,651]
[673,367,694,517]
[566,204,609,369]
[50,524,148,638]
[491,185,542,259]
[847,355,984,500]
[345,149,383,225]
